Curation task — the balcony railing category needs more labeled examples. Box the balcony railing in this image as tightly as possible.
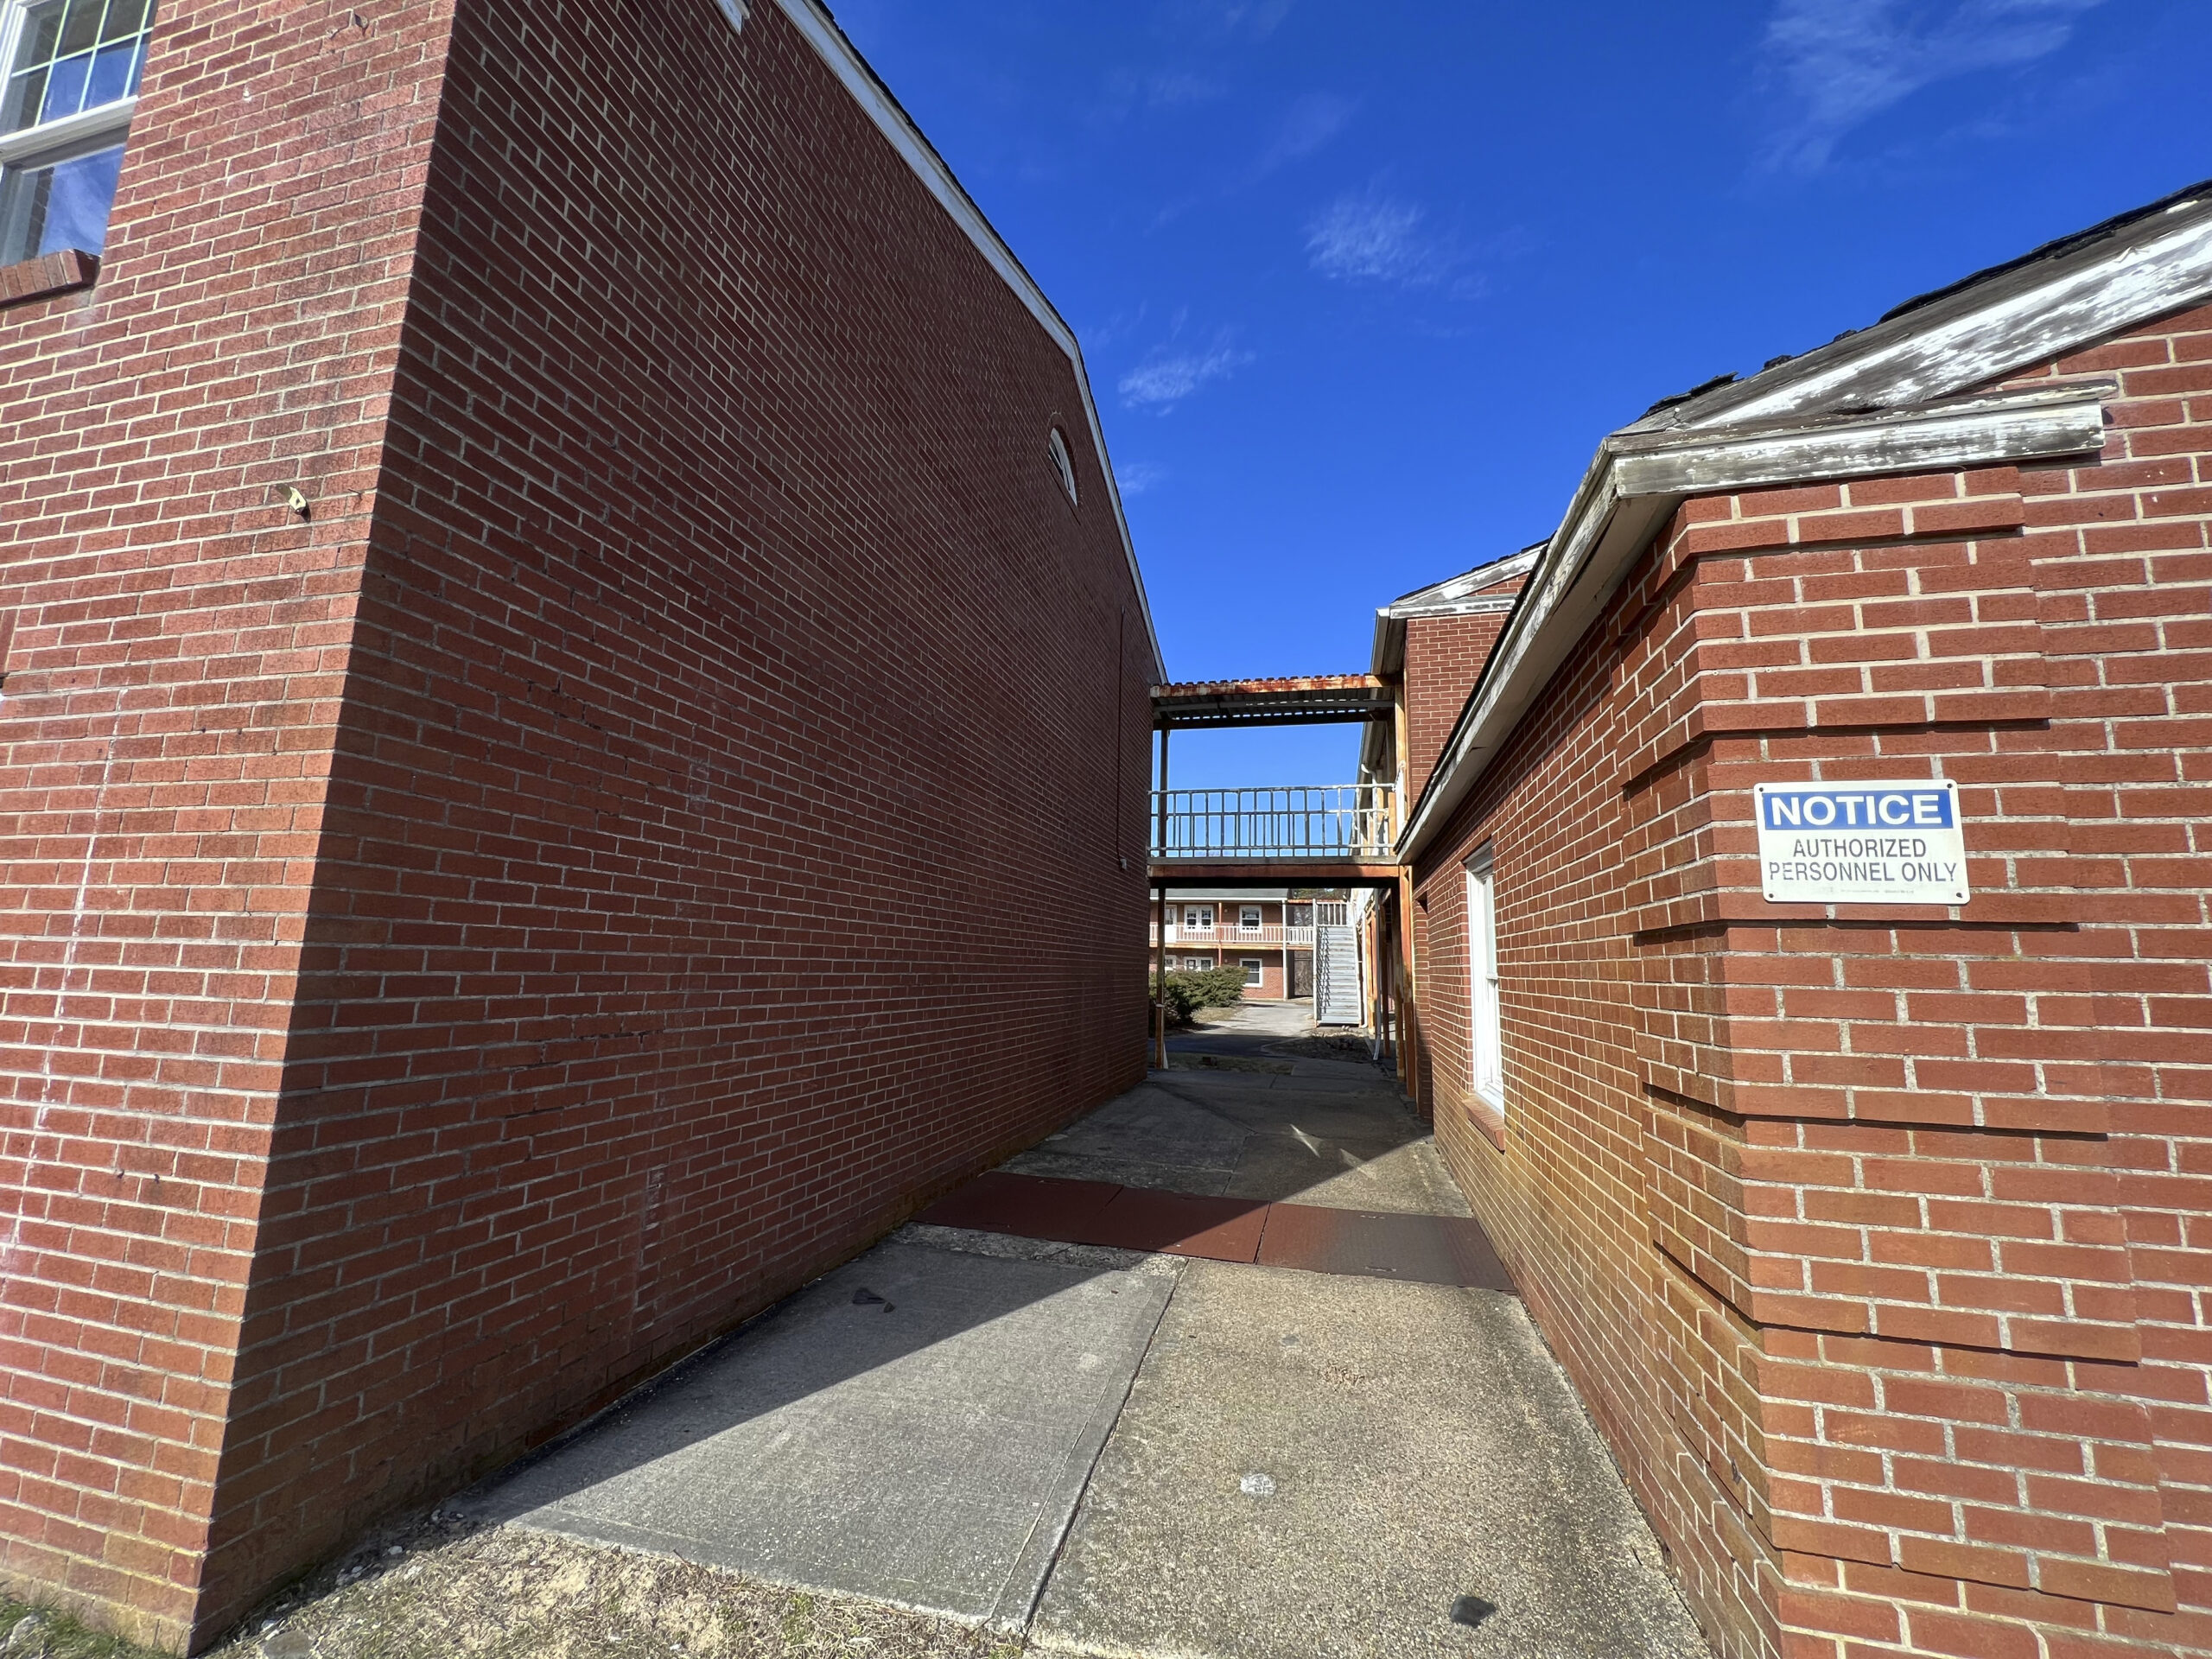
[1148,924,1316,949]
[1150,785,1397,862]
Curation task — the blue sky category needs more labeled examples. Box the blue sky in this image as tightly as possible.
[834,0,2212,791]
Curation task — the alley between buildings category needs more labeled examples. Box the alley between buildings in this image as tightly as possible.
[299,1005,1717,1659]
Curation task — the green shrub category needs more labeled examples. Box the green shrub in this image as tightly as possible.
[1147,968,1246,1028]
[1148,973,1199,1027]
[1187,966,1247,1009]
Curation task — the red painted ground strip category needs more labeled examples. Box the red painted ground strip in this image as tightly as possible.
[915,1173,1516,1291]
[1076,1188,1270,1262]
[914,1172,1121,1237]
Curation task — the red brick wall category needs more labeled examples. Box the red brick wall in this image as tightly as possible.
[1403,604,1513,804]
[1409,300,2212,1659]
[2,0,1152,1646]
[0,0,458,1644]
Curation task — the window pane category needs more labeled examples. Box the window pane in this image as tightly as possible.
[0,140,124,263]
[12,0,67,70]
[40,48,88,119]
[56,0,104,56]
[100,0,147,42]
[2,67,48,130]
[83,35,131,103]
[4,0,150,126]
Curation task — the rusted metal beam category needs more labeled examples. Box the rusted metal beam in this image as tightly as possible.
[1150,674,1394,730]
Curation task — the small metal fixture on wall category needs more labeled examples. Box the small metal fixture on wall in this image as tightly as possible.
[283,486,310,519]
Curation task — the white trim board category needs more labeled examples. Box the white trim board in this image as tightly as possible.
[1668,195,2212,429]
[769,0,1164,681]
[1397,383,2114,863]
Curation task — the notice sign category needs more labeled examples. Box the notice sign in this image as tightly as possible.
[1756,780,1969,906]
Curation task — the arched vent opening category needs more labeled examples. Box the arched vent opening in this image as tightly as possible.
[1046,427,1078,505]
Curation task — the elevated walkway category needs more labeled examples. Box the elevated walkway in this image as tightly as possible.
[1147,784,1399,887]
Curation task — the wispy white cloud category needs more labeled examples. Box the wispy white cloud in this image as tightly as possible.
[1255,92,1357,177]
[1306,190,1444,286]
[1118,340,1254,411]
[1116,461,1171,496]
[1101,66,1228,118]
[1173,0,1293,41]
[1230,0,1294,36]
[1758,0,2108,175]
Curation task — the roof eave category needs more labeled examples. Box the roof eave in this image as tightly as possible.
[1643,191,2212,435]
[1395,382,2117,866]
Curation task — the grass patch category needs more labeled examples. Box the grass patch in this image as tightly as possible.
[0,1598,173,1659]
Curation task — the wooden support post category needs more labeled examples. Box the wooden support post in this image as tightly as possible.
[1396,872,1420,1099]
[1380,898,1395,1068]
[1154,882,1168,1068]
[1154,725,1170,1069]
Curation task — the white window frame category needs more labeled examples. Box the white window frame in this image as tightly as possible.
[0,0,148,264]
[1238,905,1262,934]
[1240,957,1263,988]
[1465,847,1503,1110]
[1184,905,1212,931]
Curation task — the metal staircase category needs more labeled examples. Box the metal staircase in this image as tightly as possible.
[1314,923,1363,1027]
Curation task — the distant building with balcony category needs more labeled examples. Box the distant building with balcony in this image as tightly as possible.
[1153,889,1314,1001]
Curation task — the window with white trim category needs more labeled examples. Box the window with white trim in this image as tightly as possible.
[0,0,152,268]
[1183,905,1212,931]
[1238,905,1262,934]
[1240,957,1262,987]
[1465,847,1502,1109]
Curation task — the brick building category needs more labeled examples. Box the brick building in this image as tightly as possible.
[1380,184,2212,1658]
[0,0,1158,1647]
[1153,889,1313,1001]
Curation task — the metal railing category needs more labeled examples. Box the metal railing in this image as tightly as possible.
[1150,785,1397,861]
[1148,924,1316,948]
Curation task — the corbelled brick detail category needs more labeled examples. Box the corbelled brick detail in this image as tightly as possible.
[0,0,1151,1648]
[1411,299,2212,1659]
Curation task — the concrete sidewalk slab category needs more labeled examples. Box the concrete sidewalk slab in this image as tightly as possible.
[1006,1068,1469,1217]
[1031,1261,1710,1659]
[467,1239,1173,1630]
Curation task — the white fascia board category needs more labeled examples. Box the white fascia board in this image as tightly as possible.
[1370,608,1402,677]
[1681,202,2212,428]
[1389,595,1520,618]
[1396,383,2113,864]
[1369,544,1541,676]
[770,0,1165,681]
[1616,384,2112,498]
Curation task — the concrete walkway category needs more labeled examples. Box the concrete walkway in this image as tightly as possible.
[465,1005,1711,1658]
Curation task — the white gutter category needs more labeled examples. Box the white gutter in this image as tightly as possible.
[772,0,1166,680]
[1395,382,2113,865]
